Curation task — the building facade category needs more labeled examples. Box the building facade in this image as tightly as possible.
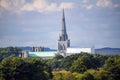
[58,9,70,53]
[32,47,44,52]
[66,47,95,56]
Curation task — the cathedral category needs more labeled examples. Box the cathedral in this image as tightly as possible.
[58,9,70,53]
[21,9,94,59]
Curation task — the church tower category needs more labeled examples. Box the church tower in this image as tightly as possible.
[58,9,70,53]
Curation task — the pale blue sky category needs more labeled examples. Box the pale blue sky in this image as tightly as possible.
[0,0,120,49]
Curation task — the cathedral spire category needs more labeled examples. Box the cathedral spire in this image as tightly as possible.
[58,9,70,53]
[60,9,68,41]
[62,9,67,35]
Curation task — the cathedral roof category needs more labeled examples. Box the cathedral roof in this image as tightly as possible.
[28,51,57,57]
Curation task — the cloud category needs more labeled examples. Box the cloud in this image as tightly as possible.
[23,0,51,12]
[0,0,9,9]
[21,0,74,12]
[0,0,25,13]
[0,0,74,14]
[82,4,93,10]
[81,0,93,10]
[82,0,89,3]
[21,3,33,11]
[59,2,74,9]
[96,0,119,8]
[81,0,119,10]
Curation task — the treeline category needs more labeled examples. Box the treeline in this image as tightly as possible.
[0,47,120,80]
[0,47,21,61]
[49,53,120,80]
[47,53,109,71]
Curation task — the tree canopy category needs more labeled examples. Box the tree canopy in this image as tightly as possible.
[0,56,52,80]
[0,47,21,61]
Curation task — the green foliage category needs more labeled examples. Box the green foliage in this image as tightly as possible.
[70,57,87,73]
[72,72,94,80]
[70,55,101,73]
[0,56,52,80]
[46,58,62,70]
[53,70,76,80]
[46,53,110,73]
[60,53,90,70]
[0,47,21,61]
[81,72,94,80]
[93,54,110,68]
[93,69,113,80]
[103,56,120,80]
[59,55,77,70]
[54,54,64,60]
[46,54,64,70]
[60,53,109,71]
[72,72,84,80]
[53,72,63,80]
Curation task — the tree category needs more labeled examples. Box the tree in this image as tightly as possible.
[93,54,109,68]
[46,58,62,70]
[0,56,25,80]
[0,47,21,61]
[81,72,94,80]
[0,56,52,80]
[53,70,76,80]
[54,54,64,60]
[94,69,113,80]
[103,56,120,80]
[59,53,84,70]
[70,55,95,73]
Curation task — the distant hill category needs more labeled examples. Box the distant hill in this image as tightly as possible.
[95,47,120,55]
[21,46,32,51]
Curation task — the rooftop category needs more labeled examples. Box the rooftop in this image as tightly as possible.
[29,51,57,57]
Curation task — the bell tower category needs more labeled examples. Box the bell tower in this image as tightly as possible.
[58,9,70,53]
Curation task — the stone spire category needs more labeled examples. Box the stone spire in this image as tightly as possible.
[62,9,66,35]
[60,9,68,41]
[58,9,70,53]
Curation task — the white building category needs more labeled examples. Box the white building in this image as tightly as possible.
[65,47,95,56]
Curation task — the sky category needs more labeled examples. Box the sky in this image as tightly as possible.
[0,0,120,49]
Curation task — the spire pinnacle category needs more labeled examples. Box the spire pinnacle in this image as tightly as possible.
[62,8,65,19]
[60,9,68,41]
[62,8,66,35]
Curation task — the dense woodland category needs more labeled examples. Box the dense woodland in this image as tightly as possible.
[0,47,120,80]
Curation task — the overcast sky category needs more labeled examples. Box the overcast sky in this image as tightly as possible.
[0,0,120,49]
